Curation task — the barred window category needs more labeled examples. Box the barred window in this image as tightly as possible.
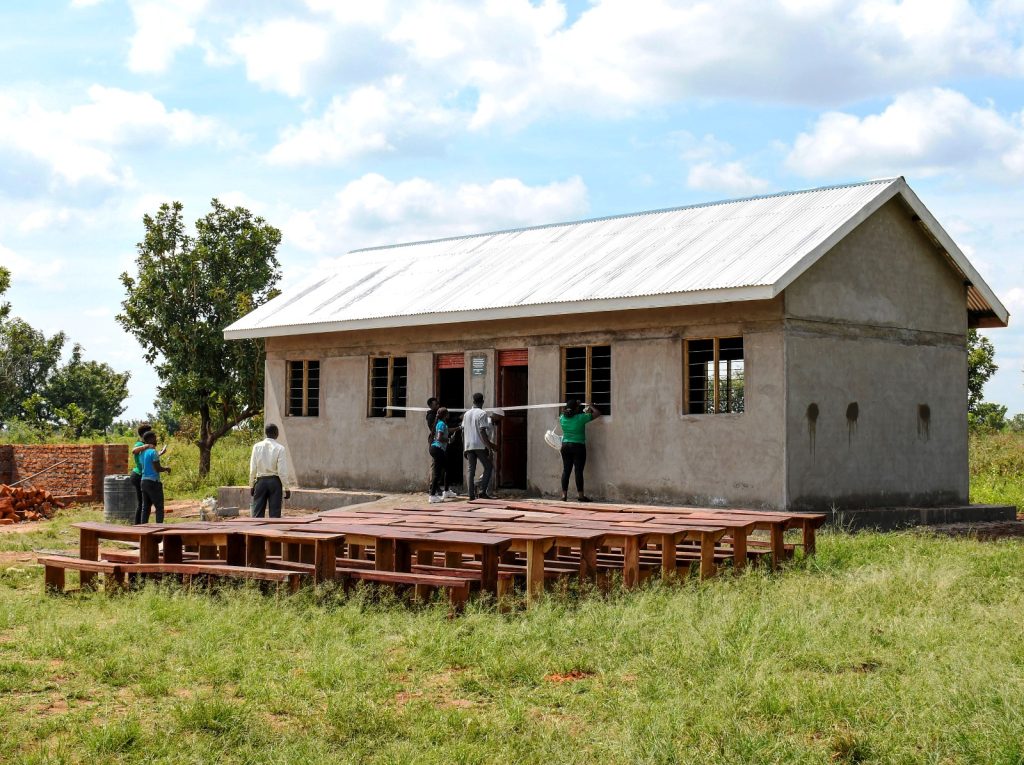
[684,337,744,414]
[287,360,320,417]
[368,356,407,417]
[561,345,612,415]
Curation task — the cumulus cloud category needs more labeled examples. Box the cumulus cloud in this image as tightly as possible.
[127,0,208,74]
[116,1,1024,143]
[687,162,771,195]
[283,173,589,254]
[267,78,460,165]
[0,243,64,289]
[0,86,236,194]
[785,88,1024,179]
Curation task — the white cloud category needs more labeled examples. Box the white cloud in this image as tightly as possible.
[0,243,64,289]
[127,0,208,74]
[70,0,106,7]
[785,88,1024,179]
[0,86,236,194]
[284,172,589,254]
[267,78,460,165]
[687,162,771,195]
[228,18,330,98]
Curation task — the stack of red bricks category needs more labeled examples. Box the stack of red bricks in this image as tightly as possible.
[0,485,65,524]
[0,444,128,503]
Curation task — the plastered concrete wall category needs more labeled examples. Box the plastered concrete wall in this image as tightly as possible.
[265,300,788,506]
[784,199,969,509]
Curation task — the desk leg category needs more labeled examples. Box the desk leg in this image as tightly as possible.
[246,537,266,568]
[79,530,98,588]
[660,535,676,582]
[770,524,784,570]
[802,523,816,557]
[526,539,547,604]
[140,536,162,564]
[579,539,598,583]
[314,540,337,584]
[283,543,300,563]
[699,534,717,580]
[375,539,395,571]
[226,535,246,567]
[732,531,747,571]
[394,541,411,573]
[623,537,640,589]
[445,552,463,568]
[414,549,434,600]
[480,546,499,596]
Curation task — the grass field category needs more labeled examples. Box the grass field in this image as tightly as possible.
[0,435,1021,763]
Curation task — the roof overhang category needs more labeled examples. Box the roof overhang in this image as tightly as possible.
[769,177,1009,328]
[223,285,776,340]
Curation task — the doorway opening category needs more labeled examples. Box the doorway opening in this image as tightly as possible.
[435,353,465,487]
[497,349,528,490]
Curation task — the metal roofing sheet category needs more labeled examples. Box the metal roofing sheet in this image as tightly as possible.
[226,178,1007,338]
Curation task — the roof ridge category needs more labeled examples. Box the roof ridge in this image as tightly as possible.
[349,177,902,254]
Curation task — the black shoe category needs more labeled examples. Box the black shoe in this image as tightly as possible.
[577,496,591,502]
[478,493,493,500]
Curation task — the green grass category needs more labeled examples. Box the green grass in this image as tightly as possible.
[157,435,256,500]
[970,431,1024,509]
[2,507,1024,764]
[0,433,1020,763]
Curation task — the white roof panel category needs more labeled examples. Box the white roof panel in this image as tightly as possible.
[226,177,1008,338]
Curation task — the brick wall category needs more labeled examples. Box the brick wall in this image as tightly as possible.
[0,444,129,502]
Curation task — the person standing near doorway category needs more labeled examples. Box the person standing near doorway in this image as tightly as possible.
[463,392,500,500]
[559,399,602,502]
[429,407,460,503]
[425,397,439,491]
[249,423,297,518]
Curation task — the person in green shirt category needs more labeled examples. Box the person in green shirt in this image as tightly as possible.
[559,399,602,502]
[130,423,151,525]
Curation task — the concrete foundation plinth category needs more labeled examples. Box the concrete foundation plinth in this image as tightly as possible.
[217,486,382,514]
[827,504,1017,531]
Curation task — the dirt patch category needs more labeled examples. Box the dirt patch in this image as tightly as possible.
[543,670,594,683]
[0,551,37,565]
[922,520,1024,540]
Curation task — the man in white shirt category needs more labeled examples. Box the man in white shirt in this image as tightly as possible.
[249,423,298,518]
[462,392,500,500]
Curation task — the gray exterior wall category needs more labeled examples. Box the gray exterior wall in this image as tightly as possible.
[783,198,969,509]
[262,198,973,510]
[265,301,788,508]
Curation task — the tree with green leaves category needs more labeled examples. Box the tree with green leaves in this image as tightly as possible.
[1,267,129,434]
[39,344,130,437]
[118,199,281,476]
[967,328,998,417]
[967,329,1008,431]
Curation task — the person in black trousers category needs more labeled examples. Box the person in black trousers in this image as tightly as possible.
[558,400,602,502]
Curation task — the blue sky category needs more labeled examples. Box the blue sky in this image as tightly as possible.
[1,0,1022,419]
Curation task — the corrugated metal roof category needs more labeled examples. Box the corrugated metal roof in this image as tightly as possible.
[225,177,1008,339]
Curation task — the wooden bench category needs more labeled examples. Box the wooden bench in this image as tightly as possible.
[37,554,125,593]
[334,566,471,608]
[410,564,515,598]
[118,563,305,592]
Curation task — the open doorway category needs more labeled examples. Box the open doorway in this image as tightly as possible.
[435,353,465,487]
[497,349,528,489]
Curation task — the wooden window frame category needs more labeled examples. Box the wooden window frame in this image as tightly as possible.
[560,344,612,415]
[367,355,408,418]
[683,336,745,415]
[286,360,320,417]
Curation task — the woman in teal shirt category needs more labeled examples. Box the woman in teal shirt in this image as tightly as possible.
[559,399,602,502]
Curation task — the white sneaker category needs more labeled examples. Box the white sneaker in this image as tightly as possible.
[443,489,458,499]
[428,494,442,504]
